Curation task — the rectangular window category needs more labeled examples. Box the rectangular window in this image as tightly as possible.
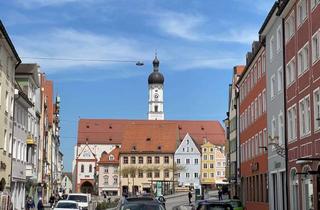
[138,156,143,164]
[297,0,308,27]
[123,156,128,164]
[176,158,180,164]
[277,67,283,92]
[258,59,261,79]
[286,57,296,86]
[314,88,320,131]
[297,42,309,75]
[299,95,311,137]
[164,170,169,178]
[3,129,7,152]
[270,36,274,61]
[262,54,266,73]
[210,163,214,168]
[194,173,198,178]
[204,163,207,168]
[194,158,199,164]
[154,171,160,178]
[155,156,160,164]
[276,25,282,52]
[262,89,266,112]
[131,156,136,164]
[263,128,268,148]
[186,173,190,178]
[186,158,190,164]
[5,91,9,113]
[271,74,276,99]
[285,11,295,42]
[312,30,320,63]
[147,156,152,164]
[164,156,169,164]
[278,113,284,145]
[258,94,262,117]
[288,104,297,141]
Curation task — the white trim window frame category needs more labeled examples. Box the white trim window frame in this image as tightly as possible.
[285,11,295,43]
[271,74,276,99]
[286,57,296,87]
[277,67,283,93]
[313,88,320,131]
[276,25,282,52]
[312,30,320,64]
[262,89,266,112]
[278,112,284,146]
[297,42,309,76]
[270,36,274,62]
[299,95,311,138]
[287,104,297,142]
[297,0,308,28]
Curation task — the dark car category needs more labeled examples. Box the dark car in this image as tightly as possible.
[117,195,166,210]
[195,200,234,210]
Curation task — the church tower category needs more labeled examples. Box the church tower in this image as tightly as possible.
[148,55,164,120]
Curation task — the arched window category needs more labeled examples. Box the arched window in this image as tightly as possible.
[89,164,92,173]
[301,165,313,210]
[81,164,84,173]
[290,168,299,210]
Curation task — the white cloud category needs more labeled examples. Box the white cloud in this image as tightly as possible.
[155,11,205,41]
[13,28,149,73]
[152,10,258,44]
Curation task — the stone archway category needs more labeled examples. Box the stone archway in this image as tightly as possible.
[80,181,94,194]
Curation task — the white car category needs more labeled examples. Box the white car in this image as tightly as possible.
[67,193,90,210]
[53,200,79,210]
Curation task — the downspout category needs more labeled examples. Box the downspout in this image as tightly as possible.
[281,17,289,210]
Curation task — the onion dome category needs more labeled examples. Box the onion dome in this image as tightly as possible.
[148,55,164,84]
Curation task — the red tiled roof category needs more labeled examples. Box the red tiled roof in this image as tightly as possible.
[98,147,120,164]
[78,119,225,147]
[120,122,178,153]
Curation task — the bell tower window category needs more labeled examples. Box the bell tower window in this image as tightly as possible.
[155,105,158,112]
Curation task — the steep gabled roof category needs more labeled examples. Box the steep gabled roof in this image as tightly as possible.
[98,147,120,164]
[77,119,225,146]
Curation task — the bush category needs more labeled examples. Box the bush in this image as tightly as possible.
[96,200,118,210]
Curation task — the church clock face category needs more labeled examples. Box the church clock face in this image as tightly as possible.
[154,93,159,99]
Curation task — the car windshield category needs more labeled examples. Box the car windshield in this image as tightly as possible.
[56,202,78,208]
[207,206,232,210]
[229,201,241,207]
[121,203,165,210]
[68,195,87,202]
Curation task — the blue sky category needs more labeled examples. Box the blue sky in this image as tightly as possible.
[0,0,274,171]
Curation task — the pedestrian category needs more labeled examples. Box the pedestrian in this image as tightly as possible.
[37,197,44,210]
[49,194,55,207]
[218,189,223,200]
[188,189,192,205]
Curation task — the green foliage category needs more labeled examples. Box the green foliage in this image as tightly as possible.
[95,200,118,210]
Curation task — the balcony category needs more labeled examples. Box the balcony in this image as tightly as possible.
[26,163,37,179]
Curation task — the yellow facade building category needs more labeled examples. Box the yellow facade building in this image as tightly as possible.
[200,141,226,190]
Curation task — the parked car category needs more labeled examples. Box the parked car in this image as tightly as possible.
[116,195,166,210]
[195,200,234,210]
[67,193,90,210]
[53,200,79,210]
[221,199,243,210]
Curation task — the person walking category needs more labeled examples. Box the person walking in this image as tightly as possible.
[188,189,192,205]
[49,194,55,207]
[37,198,44,210]
[218,189,223,200]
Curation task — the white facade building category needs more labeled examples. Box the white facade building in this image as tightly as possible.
[174,133,201,189]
